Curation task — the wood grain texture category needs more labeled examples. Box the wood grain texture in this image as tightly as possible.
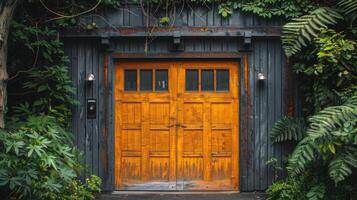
[114,61,239,191]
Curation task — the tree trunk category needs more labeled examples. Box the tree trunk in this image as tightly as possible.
[0,0,18,127]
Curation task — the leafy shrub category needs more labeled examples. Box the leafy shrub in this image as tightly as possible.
[0,116,101,200]
[8,21,77,129]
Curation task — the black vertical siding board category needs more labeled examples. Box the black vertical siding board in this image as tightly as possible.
[238,57,246,191]
[266,40,275,186]
[229,11,243,27]
[207,5,214,26]
[108,53,116,190]
[98,49,107,189]
[188,6,194,26]
[194,6,208,27]
[135,7,144,27]
[210,38,223,52]
[103,8,124,27]
[246,40,256,191]
[257,40,268,190]
[123,5,130,26]
[213,4,222,26]
[252,40,259,190]
[78,43,87,180]
[183,39,194,52]
[85,41,93,175]
[92,42,100,176]
[276,41,284,181]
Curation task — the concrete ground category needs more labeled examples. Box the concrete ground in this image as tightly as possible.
[96,192,267,200]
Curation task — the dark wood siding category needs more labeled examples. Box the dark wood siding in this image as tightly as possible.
[63,4,295,192]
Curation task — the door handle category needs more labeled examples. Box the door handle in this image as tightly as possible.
[167,124,186,128]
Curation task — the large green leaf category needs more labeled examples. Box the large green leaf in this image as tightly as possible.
[282,7,343,57]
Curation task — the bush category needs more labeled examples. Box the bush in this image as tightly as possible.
[0,115,101,200]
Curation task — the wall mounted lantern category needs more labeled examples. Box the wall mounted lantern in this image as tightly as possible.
[85,73,95,82]
[257,72,266,81]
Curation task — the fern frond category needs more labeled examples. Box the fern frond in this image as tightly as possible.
[270,116,306,143]
[306,183,326,200]
[287,97,357,177]
[328,146,357,184]
[307,104,357,141]
[282,7,343,57]
[287,138,318,176]
[338,0,357,22]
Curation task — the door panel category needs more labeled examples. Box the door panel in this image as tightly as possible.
[115,61,239,191]
[176,62,239,190]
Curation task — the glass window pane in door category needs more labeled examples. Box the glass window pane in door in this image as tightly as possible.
[201,69,214,91]
[156,69,168,91]
[140,70,153,91]
[124,70,137,91]
[185,69,198,91]
[216,69,229,91]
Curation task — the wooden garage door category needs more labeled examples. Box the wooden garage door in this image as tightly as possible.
[115,61,239,191]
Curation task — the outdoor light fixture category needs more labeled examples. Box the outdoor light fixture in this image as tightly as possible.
[85,73,95,82]
[257,72,266,80]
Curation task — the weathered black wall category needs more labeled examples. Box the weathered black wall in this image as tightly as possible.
[63,4,294,192]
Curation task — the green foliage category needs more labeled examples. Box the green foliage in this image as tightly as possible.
[267,180,302,200]
[8,21,77,128]
[337,0,357,22]
[267,173,316,200]
[287,97,357,183]
[306,184,326,200]
[293,29,357,114]
[270,116,306,143]
[0,116,101,199]
[159,16,170,25]
[282,7,343,57]
[235,0,317,19]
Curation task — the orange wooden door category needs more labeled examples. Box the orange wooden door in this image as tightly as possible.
[115,62,178,190]
[176,62,239,190]
[115,61,239,191]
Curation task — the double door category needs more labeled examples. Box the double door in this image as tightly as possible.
[115,61,239,191]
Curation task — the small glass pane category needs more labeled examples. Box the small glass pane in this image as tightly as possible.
[155,69,168,91]
[140,70,153,91]
[124,70,137,91]
[185,69,198,91]
[216,69,229,91]
[201,70,214,91]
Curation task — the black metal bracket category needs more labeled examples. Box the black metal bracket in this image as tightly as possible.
[101,34,110,50]
[170,31,184,52]
[244,31,252,46]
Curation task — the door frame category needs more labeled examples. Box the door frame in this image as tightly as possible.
[110,55,241,191]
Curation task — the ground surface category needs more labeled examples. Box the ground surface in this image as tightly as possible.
[96,192,267,200]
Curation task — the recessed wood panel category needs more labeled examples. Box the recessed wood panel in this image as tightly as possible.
[150,130,170,152]
[115,61,239,191]
[183,130,203,153]
[121,103,141,124]
[212,130,232,154]
[121,130,141,151]
[149,103,170,125]
[183,103,203,125]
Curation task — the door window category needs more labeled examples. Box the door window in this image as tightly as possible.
[185,69,230,92]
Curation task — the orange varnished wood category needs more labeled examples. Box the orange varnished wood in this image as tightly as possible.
[115,61,239,191]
